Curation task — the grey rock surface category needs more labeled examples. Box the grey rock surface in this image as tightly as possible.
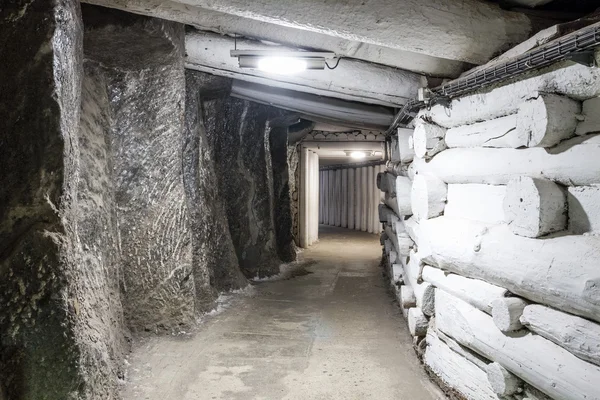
[184,71,247,297]
[270,126,297,262]
[83,6,197,332]
[0,1,124,399]
[203,96,282,278]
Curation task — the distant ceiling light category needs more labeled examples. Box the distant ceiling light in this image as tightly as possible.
[345,150,374,159]
[231,50,337,74]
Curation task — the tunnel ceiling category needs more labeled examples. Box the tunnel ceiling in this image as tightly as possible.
[82,0,597,129]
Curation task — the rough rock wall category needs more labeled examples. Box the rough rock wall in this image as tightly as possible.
[75,62,129,398]
[288,143,301,247]
[270,126,297,262]
[203,96,282,278]
[82,7,196,332]
[184,71,247,294]
[0,1,125,398]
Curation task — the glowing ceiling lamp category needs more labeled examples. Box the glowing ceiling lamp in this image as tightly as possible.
[345,150,374,159]
[257,56,308,74]
[231,50,337,75]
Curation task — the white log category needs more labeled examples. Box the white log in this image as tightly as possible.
[323,170,329,225]
[382,172,397,195]
[402,217,421,244]
[504,176,567,238]
[520,304,600,367]
[360,167,368,231]
[445,114,521,148]
[408,307,428,337]
[384,226,413,258]
[413,119,447,159]
[406,251,435,316]
[421,216,600,324]
[335,169,342,227]
[396,234,414,257]
[491,297,529,332]
[436,327,491,371]
[411,174,447,220]
[397,128,415,164]
[387,213,402,233]
[400,285,416,309]
[389,250,398,266]
[577,97,600,136]
[425,328,500,400]
[319,171,323,224]
[386,161,413,178]
[422,265,509,315]
[328,170,335,226]
[383,192,401,218]
[436,289,600,400]
[567,185,600,235]
[516,93,580,148]
[422,63,600,129]
[347,168,355,230]
[412,134,600,186]
[394,175,412,200]
[485,362,523,396]
[390,135,401,164]
[391,263,404,285]
[382,175,413,217]
[383,239,392,256]
[372,165,382,234]
[379,232,387,246]
[445,184,506,224]
[402,217,433,260]
[390,216,413,256]
[341,168,348,228]
[367,166,374,233]
[354,167,361,229]
[299,147,310,247]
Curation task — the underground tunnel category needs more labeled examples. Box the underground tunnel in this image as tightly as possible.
[1,0,600,399]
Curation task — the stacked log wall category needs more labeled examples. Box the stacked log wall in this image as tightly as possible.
[379,47,600,400]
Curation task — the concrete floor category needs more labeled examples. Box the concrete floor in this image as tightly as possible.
[122,226,443,400]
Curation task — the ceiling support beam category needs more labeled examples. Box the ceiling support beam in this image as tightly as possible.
[84,0,538,65]
[81,0,469,77]
[185,31,426,107]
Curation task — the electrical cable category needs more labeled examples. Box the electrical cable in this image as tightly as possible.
[325,57,342,70]
[384,21,600,135]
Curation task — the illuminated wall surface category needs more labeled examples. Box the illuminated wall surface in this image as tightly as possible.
[319,165,385,235]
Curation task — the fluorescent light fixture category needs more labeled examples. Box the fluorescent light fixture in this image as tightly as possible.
[345,150,374,159]
[350,151,367,159]
[231,50,336,74]
[257,57,308,74]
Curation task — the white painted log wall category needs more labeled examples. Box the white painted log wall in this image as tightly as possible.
[378,52,600,400]
[320,165,384,234]
[436,290,600,400]
[299,148,320,248]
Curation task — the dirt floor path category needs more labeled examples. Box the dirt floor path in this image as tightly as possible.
[121,226,442,400]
